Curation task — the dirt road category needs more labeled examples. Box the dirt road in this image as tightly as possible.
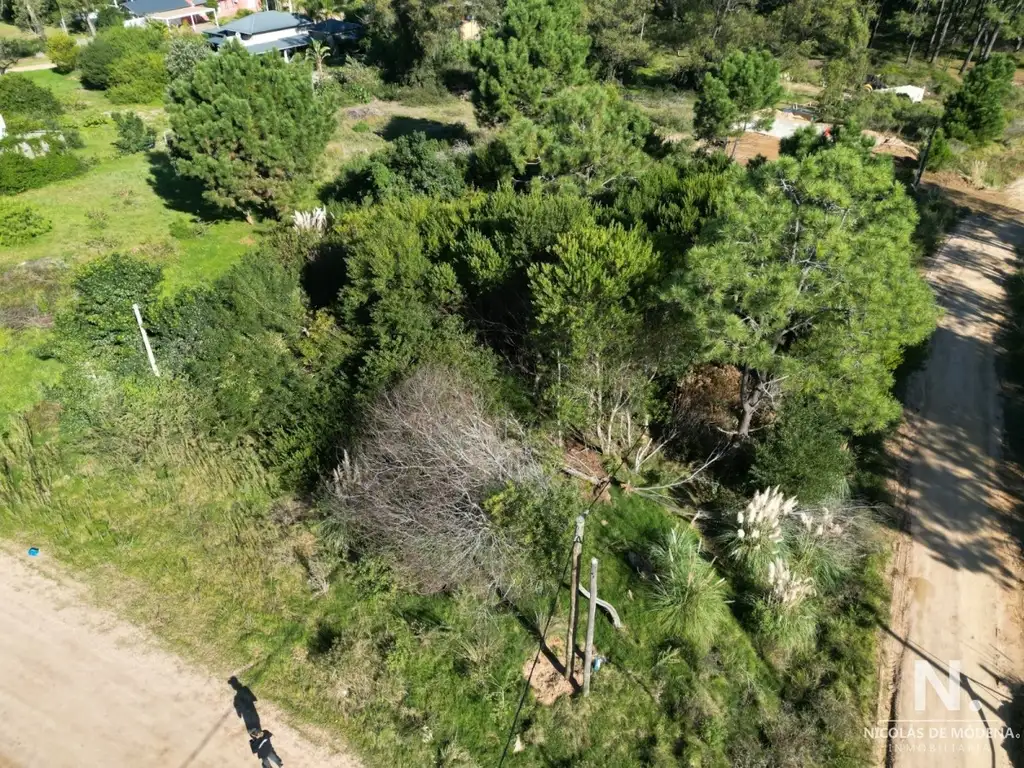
[887,212,1024,766]
[0,551,361,768]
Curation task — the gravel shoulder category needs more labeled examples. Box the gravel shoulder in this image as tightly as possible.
[885,211,1024,767]
[0,550,361,768]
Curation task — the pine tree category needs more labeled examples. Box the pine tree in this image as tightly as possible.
[167,45,335,220]
[693,73,737,147]
[942,53,1016,145]
[663,145,938,436]
[471,0,591,125]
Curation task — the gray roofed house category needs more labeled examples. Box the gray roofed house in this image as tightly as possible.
[214,10,307,35]
[204,10,314,57]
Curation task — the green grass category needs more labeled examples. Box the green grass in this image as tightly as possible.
[0,70,252,424]
[0,329,60,420]
[0,21,73,39]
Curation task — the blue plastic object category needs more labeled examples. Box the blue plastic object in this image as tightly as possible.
[27,547,39,557]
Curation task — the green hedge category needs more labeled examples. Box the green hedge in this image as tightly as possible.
[0,151,89,195]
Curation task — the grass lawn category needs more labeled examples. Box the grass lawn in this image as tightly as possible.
[0,70,253,421]
[325,97,480,180]
[0,21,69,40]
[0,329,60,420]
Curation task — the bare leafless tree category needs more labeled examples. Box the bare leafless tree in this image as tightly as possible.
[327,366,544,593]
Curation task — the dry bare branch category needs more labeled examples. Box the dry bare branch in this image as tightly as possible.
[327,365,543,593]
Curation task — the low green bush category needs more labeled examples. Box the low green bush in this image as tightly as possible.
[112,112,157,154]
[107,52,169,104]
[334,61,384,106]
[168,217,207,239]
[751,397,853,505]
[0,37,43,65]
[46,32,79,73]
[0,150,88,195]
[78,26,166,90]
[0,74,63,131]
[0,199,52,246]
[165,34,211,82]
[925,126,953,170]
[648,526,731,652]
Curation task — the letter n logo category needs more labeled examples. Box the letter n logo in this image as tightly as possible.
[914,660,962,712]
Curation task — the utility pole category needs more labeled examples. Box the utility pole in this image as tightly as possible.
[132,303,160,378]
[582,558,598,696]
[914,123,937,188]
[564,516,585,681]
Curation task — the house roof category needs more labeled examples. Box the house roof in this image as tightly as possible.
[244,33,311,54]
[214,10,309,36]
[124,0,191,16]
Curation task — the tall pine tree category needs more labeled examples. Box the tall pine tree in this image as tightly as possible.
[167,45,335,220]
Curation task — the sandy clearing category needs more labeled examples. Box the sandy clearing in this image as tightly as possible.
[885,212,1024,767]
[0,551,361,768]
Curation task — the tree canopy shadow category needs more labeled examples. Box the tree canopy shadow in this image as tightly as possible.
[147,150,243,223]
[377,116,473,143]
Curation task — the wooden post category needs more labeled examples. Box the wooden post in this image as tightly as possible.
[582,558,598,696]
[132,303,160,378]
[914,123,936,189]
[563,515,585,681]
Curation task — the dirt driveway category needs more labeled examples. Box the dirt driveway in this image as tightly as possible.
[885,210,1024,766]
[0,551,361,768]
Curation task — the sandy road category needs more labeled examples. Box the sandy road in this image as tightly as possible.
[0,551,361,768]
[887,212,1024,767]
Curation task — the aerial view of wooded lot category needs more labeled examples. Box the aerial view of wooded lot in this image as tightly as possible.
[1,0,1024,765]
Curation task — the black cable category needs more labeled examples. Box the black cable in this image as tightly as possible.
[495,435,646,767]
[495,536,575,766]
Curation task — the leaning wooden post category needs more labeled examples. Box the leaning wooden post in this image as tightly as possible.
[582,558,598,696]
[132,303,160,378]
[564,515,585,681]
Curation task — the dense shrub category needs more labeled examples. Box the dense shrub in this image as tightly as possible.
[752,398,853,504]
[165,34,211,81]
[78,26,166,90]
[844,90,940,141]
[0,151,88,195]
[329,132,466,203]
[332,60,385,105]
[649,526,731,652]
[0,74,63,130]
[943,54,1016,145]
[0,199,52,245]
[108,52,169,104]
[167,45,336,218]
[46,32,79,73]
[96,5,128,28]
[0,37,43,74]
[56,252,163,370]
[112,112,156,154]
[925,126,953,171]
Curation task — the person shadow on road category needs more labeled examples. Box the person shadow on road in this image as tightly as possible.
[228,676,262,734]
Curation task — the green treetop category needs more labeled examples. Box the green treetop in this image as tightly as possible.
[167,44,335,220]
[471,0,591,125]
[663,144,937,437]
[943,53,1016,145]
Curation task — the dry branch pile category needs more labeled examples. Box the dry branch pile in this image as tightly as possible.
[328,366,543,592]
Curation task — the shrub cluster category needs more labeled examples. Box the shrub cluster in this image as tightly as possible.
[0,199,52,246]
[78,26,167,92]
[0,151,88,195]
[112,112,157,154]
[0,74,64,132]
